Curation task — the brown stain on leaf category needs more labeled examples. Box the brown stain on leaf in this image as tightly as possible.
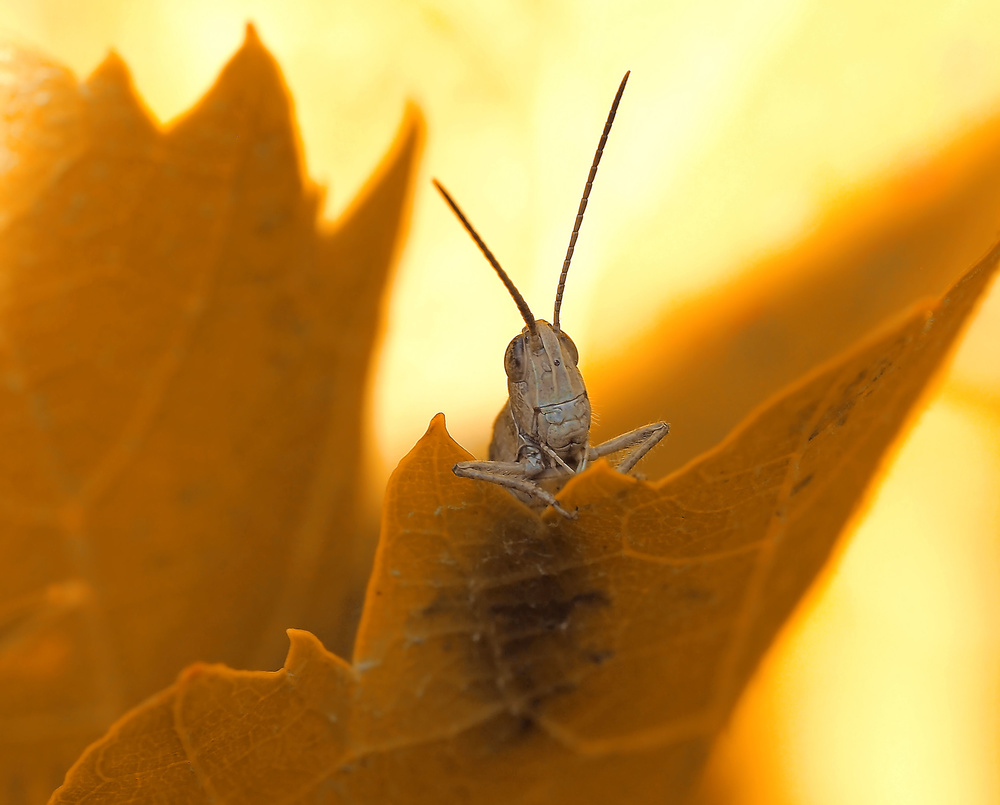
[48,238,1000,803]
[0,27,421,801]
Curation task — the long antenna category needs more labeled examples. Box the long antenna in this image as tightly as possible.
[552,70,630,331]
[434,179,538,336]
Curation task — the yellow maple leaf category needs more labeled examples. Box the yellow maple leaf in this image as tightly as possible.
[0,27,421,801]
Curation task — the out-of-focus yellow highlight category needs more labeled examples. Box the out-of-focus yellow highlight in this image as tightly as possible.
[702,392,1000,805]
[4,2,999,803]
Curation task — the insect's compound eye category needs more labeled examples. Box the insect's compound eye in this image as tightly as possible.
[558,332,579,365]
[503,335,525,378]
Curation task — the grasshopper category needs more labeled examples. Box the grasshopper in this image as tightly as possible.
[434,72,669,519]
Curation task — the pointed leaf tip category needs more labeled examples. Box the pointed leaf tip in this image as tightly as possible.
[216,20,281,86]
[83,49,154,132]
[402,100,427,137]
[284,628,346,677]
[427,412,448,434]
[244,21,262,46]
[409,412,463,459]
[90,49,129,81]
[168,21,293,157]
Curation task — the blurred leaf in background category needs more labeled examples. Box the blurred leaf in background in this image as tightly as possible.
[0,26,420,802]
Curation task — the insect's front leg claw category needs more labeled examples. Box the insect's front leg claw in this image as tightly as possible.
[551,500,578,520]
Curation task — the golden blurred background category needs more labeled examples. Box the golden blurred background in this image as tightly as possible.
[2,1,998,803]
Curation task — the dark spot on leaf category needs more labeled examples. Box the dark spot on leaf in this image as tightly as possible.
[791,473,814,496]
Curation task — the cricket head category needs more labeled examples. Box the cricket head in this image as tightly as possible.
[505,320,591,466]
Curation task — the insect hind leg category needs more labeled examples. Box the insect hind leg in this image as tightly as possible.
[589,421,669,474]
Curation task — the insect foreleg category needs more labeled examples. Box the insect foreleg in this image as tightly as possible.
[589,422,670,473]
[453,460,578,519]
